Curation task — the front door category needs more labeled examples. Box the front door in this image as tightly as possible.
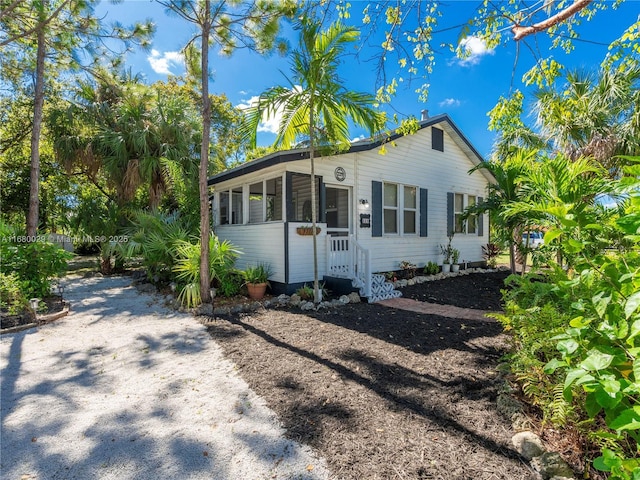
[325,186,350,236]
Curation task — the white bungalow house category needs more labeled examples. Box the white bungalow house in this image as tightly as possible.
[208,113,493,301]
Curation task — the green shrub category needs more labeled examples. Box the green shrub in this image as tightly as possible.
[0,272,28,314]
[172,233,241,307]
[498,158,640,478]
[0,240,73,298]
[295,284,314,301]
[121,210,195,283]
[295,283,328,301]
[423,261,439,275]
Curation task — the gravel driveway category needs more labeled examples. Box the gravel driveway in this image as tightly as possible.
[1,274,328,480]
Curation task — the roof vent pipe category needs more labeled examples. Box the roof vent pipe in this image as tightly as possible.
[421,109,429,121]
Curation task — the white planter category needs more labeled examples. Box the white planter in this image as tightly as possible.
[451,264,460,273]
[441,263,451,273]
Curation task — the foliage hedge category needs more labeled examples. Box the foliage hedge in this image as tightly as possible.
[497,159,640,478]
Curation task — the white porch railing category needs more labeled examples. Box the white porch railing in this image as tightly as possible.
[326,235,371,298]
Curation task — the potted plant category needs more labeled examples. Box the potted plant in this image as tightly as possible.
[440,237,454,273]
[242,263,271,300]
[451,248,460,273]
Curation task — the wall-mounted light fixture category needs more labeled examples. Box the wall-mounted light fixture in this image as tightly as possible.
[359,199,369,208]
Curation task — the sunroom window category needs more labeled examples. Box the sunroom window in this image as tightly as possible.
[291,173,319,222]
[248,177,283,223]
[219,188,243,225]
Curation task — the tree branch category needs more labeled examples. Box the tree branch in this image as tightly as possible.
[0,0,23,22]
[0,0,71,47]
[511,0,593,41]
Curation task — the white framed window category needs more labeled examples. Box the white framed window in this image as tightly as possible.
[454,193,477,234]
[403,186,417,234]
[218,188,243,225]
[248,177,283,223]
[383,182,418,235]
[383,183,398,234]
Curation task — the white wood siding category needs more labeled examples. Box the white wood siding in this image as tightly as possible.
[355,125,489,272]
[287,222,327,283]
[215,223,285,283]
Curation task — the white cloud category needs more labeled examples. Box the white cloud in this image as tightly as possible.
[457,36,494,66]
[147,49,185,75]
[236,86,303,135]
[439,98,461,108]
[351,134,366,143]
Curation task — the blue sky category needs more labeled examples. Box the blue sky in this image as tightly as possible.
[96,0,639,158]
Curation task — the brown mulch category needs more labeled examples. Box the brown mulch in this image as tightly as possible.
[206,271,535,479]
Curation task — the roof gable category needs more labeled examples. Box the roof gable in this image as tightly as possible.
[208,114,488,186]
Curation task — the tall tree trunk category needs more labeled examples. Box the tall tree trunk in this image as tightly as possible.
[511,225,527,274]
[199,0,212,305]
[508,227,517,274]
[309,101,320,303]
[27,22,46,237]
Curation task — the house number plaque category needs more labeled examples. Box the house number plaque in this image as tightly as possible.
[334,167,346,182]
[360,214,371,228]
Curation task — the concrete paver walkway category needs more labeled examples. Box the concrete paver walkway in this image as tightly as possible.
[378,297,495,321]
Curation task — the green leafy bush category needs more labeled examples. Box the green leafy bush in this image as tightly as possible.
[0,240,73,299]
[423,261,439,275]
[121,210,195,283]
[295,284,314,301]
[0,273,28,314]
[499,158,640,478]
[172,233,241,307]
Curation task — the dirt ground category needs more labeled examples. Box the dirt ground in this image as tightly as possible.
[206,271,535,480]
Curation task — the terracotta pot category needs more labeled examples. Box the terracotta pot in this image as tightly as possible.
[246,282,267,300]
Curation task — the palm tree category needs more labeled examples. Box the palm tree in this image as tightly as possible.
[533,67,640,177]
[468,148,537,274]
[502,154,610,269]
[243,19,384,303]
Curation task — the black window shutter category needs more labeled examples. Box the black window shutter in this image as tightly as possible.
[477,196,484,237]
[372,181,382,237]
[446,192,454,236]
[432,127,444,152]
[419,188,428,237]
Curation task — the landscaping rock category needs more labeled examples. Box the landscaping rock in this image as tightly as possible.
[347,292,361,304]
[230,305,244,314]
[276,294,290,304]
[196,303,213,316]
[300,301,315,311]
[213,306,231,316]
[136,283,157,294]
[512,431,545,460]
[338,295,350,305]
[496,392,525,420]
[530,452,574,479]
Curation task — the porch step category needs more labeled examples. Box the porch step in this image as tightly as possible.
[352,272,402,303]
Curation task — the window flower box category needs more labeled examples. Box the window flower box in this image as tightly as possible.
[296,226,321,236]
